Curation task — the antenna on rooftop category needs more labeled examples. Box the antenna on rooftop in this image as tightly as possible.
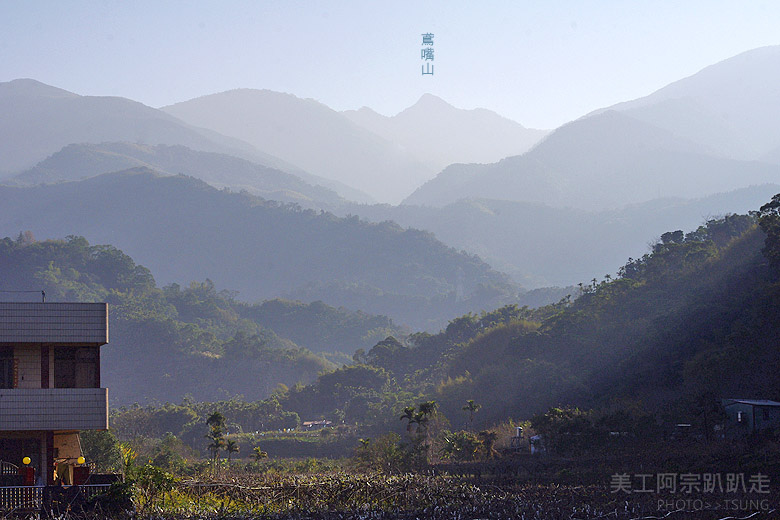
[0,289,47,302]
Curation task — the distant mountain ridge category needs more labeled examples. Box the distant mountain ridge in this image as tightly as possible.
[602,45,780,161]
[405,110,780,209]
[162,89,431,204]
[0,79,375,203]
[0,79,274,173]
[403,47,780,210]
[163,90,546,203]
[342,93,546,173]
[9,142,348,209]
[346,184,780,287]
[0,168,520,330]
[5,48,780,300]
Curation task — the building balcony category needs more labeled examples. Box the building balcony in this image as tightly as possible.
[0,389,108,431]
[0,484,115,511]
[0,302,108,345]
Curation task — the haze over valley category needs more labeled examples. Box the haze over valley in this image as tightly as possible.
[4,7,780,514]
[4,47,780,296]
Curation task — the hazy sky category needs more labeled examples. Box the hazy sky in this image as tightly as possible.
[2,1,780,129]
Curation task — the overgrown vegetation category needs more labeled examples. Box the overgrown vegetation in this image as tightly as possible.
[46,196,780,519]
[0,234,409,402]
[93,203,780,463]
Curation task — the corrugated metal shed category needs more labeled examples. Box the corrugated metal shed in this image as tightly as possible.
[724,399,780,407]
[0,303,107,345]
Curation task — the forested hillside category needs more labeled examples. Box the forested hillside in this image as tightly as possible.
[7,188,778,436]
[267,200,780,434]
[0,235,407,403]
[424,209,780,426]
[346,184,780,286]
[0,169,519,330]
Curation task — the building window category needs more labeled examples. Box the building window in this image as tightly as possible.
[54,347,98,388]
[0,349,12,389]
[763,408,771,421]
[0,439,40,469]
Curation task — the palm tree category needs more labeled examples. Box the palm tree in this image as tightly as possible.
[399,406,416,433]
[418,401,437,418]
[207,411,226,430]
[414,401,437,436]
[462,400,482,429]
[252,446,268,462]
[225,440,239,462]
[413,411,428,433]
[206,411,226,462]
[206,433,224,461]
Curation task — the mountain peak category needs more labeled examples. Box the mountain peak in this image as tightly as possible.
[593,44,780,161]
[355,106,381,115]
[394,93,459,119]
[409,93,453,110]
[0,78,79,99]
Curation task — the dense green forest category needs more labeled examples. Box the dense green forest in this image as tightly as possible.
[5,196,780,468]
[397,208,779,428]
[106,196,780,455]
[0,234,406,403]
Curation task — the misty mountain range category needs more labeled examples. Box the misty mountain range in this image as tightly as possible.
[0,78,371,203]
[161,89,545,204]
[0,169,525,330]
[1,45,780,325]
[342,94,546,179]
[406,46,780,209]
[602,45,780,161]
[8,142,348,209]
[342,184,780,287]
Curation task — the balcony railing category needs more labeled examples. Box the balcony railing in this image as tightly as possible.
[0,484,114,511]
[0,388,108,430]
[0,485,41,511]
